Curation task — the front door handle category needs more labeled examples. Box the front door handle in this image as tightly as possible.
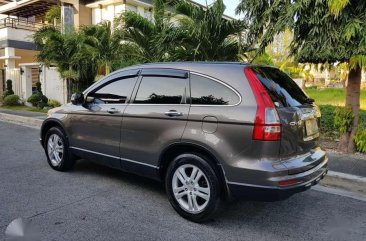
[165,110,183,117]
[107,108,119,114]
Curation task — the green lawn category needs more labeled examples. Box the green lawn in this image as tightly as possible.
[306,88,366,110]
[0,105,48,113]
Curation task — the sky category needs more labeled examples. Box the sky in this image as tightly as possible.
[192,0,241,18]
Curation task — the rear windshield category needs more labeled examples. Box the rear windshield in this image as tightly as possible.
[252,67,309,107]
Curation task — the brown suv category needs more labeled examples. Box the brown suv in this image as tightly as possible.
[40,62,328,222]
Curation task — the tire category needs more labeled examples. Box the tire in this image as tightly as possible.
[165,153,221,222]
[44,127,75,171]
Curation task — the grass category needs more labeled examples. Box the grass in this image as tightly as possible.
[305,88,366,110]
[0,105,48,113]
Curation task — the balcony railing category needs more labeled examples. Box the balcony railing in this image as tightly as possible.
[0,17,47,31]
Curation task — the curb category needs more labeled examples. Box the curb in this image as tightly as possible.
[320,171,366,194]
[0,112,43,128]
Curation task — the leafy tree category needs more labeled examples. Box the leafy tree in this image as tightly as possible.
[33,26,98,98]
[115,0,177,63]
[81,21,125,75]
[45,5,61,26]
[237,0,366,153]
[172,0,248,61]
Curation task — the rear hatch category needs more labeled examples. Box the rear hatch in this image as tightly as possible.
[250,66,321,159]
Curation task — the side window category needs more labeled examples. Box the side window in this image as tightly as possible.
[89,77,137,104]
[190,74,240,105]
[134,76,188,104]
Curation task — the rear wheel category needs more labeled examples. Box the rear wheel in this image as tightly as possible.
[165,153,221,222]
[44,127,75,171]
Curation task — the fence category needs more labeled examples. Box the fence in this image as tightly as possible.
[0,17,46,31]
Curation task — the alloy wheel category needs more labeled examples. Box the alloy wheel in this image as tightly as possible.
[172,164,210,214]
[47,134,64,167]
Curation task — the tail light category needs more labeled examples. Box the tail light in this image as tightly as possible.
[244,67,281,141]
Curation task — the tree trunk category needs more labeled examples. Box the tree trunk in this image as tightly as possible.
[105,64,111,75]
[338,64,362,153]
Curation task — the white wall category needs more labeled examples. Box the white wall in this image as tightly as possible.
[0,28,34,42]
[40,66,67,104]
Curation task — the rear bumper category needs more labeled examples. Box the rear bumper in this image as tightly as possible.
[227,155,328,201]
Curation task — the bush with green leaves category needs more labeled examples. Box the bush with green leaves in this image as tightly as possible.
[27,92,48,108]
[48,99,61,108]
[355,127,366,153]
[3,79,14,97]
[318,105,366,138]
[334,107,354,135]
[3,94,20,106]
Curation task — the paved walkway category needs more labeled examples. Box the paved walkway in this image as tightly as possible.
[0,108,47,120]
[328,151,366,177]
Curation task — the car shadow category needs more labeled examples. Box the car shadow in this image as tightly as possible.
[72,159,166,196]
[70,159,322,229]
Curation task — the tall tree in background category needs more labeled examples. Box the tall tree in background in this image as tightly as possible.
[34,26,98,97]
[82,21,124,75]
[172,0,248,61]
[237,0,366,152]
[115,0,178,62]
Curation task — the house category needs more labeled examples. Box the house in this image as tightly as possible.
[0,0,232,104]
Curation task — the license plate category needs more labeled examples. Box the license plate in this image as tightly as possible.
[305,119,319,136]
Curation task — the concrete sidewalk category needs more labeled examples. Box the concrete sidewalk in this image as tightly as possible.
[0,108,47,120]
[327,151,366,177]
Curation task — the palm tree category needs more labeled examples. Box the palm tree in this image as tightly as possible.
[81,21,126,75]
[171,0,248,61]
[115,0,179,63]
[33,26,98,98]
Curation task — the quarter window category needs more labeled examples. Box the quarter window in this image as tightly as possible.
[190,74,240,105]
[134,76,188,104]
[89,77,137,104]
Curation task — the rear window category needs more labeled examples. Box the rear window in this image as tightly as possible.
[252,67,309,107]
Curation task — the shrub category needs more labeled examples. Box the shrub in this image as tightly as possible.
[27,92,48,108]
[35,81,42,93]
[3,94,20,106]
[48,99,61,108]
[3,79,14,97]
[319,105,336,136]
[355,127,366,153]
[334,107,354,135]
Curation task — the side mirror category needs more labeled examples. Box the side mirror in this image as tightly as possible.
[71,92,84,105]
[85,96,95,104]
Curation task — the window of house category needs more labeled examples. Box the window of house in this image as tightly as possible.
[134,76,188,104]
[190,74,240,105]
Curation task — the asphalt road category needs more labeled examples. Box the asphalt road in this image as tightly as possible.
[0,121,366,241]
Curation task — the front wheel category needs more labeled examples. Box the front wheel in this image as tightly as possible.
[44,127,75,171]
[165,153,221,222]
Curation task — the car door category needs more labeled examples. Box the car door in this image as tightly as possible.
[120,68,190,176]
[67,70,139,168]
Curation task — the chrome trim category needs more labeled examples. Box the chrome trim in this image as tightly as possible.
[226,181,277,189]
[69,146,159,169]
[190,72,242,107]
[127,104,190,106]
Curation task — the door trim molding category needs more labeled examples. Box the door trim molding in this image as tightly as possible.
[69,146,159,169]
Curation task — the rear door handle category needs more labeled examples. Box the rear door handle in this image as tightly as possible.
[107,108,119,114]
[165,110,183,117]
